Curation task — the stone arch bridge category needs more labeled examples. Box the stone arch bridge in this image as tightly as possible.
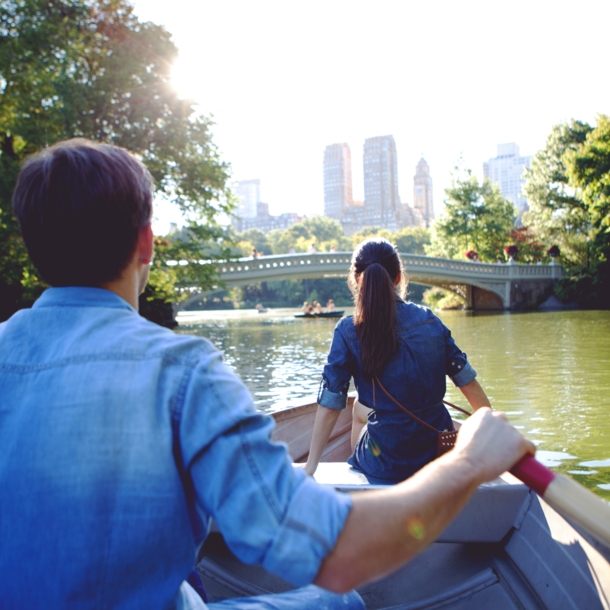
[176,252,564,312]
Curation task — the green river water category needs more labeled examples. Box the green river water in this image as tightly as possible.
[176,307,610,500]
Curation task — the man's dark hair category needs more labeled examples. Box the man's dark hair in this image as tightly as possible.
[12,138,153,287]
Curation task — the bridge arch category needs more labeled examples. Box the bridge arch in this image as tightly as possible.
[176,252,563,312]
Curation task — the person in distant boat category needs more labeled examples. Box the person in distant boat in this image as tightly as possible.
[305,237,495,483]
[302,301,310,313]
[315,301,323,314]
[1,140,533,609]
[326,299,335,312]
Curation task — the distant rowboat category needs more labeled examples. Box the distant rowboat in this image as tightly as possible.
[294,310,344,319]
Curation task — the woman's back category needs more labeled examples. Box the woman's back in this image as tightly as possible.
[323,301,475,481]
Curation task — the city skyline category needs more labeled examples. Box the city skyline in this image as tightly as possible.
[131,0,610,234]
[323,136,429,235]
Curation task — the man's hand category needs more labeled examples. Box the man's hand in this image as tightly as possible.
[453,407,536,485]
[315,407,534,593]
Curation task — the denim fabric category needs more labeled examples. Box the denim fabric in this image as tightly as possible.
[318,300,477,482]
[0,287,352,609]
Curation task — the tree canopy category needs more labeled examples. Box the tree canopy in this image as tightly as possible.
[0,0,232,321]
[265,216,352,254]
[522,120,593,267]
[522,116,610,307]
[427,170,515,262]
[565,114,610,258]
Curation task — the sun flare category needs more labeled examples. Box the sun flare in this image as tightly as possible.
[170,58,203,103]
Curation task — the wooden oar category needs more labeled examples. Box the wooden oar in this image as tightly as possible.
[510,455,610,548]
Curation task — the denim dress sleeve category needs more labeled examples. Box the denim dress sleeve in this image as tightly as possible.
[177,342,352,587]
[317,320,354,411]
[442,320,477,387]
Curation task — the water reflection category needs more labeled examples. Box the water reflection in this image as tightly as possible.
[177,309,338,411]
[439,309,610,499]
[176,308,610,499]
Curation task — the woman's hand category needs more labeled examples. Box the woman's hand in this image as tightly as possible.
[304,462,317,477]
[292,463,315,476]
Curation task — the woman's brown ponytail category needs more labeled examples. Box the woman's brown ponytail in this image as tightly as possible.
[348,238,407,379]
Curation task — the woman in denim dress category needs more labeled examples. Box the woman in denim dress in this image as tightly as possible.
[305,238,492,484]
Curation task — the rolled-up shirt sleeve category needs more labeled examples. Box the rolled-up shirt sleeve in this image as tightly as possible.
[442,323,477,387]
[178,343,352,586]
[317,322,353,411]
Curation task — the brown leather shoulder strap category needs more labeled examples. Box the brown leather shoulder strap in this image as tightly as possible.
[373,378,473,431]
[442,399,472,417]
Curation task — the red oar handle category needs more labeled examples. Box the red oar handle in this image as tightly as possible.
[509,454,610,549]
[510,455,556,496]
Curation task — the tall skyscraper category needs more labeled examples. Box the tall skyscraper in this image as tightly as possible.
[323,136,425,235]
[323,143,353,220]
[235,179,260,219]
[413,157,434,227]
[483,143,531,216]
[362,135,402,230]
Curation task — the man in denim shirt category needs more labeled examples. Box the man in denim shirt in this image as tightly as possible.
[0,140,533,609]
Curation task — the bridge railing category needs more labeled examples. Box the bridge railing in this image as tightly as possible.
[214,252,352,275]
[401,255,563,279]
[175,253,563,310]
[208,253,563,281]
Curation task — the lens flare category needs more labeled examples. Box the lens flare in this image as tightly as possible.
[405,516,425,540]
[368,439,381,457]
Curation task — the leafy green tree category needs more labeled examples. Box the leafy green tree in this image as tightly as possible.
[348,226,430,255]
[299,216,345,245]
[350,227,393,247]
[238,228,271,255]
[422,287,465,310]
[267,222,308,254]
[268,216,351,254]
[560,114,610,308]
[0,0,232,321]
[522,120,593,267]
[392,226,431,255]
[427,170,515,262]
[564,114,610,258]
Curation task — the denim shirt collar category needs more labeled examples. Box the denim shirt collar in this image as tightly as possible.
[33,286,136,313]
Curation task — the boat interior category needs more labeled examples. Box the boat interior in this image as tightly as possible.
[195,400,610,609]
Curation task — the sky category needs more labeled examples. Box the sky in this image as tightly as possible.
[130,0,610,234]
